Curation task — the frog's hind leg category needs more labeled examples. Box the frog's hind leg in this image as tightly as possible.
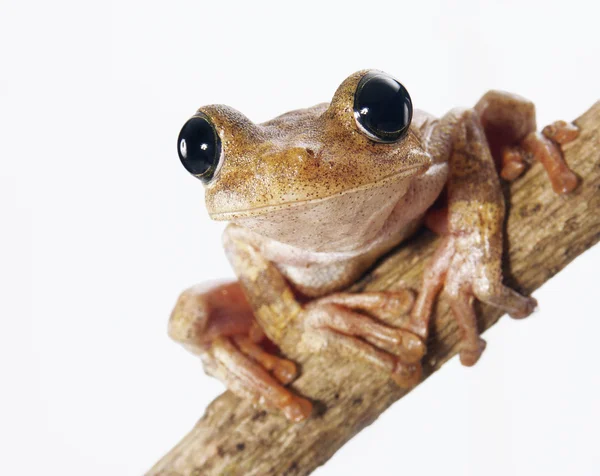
[474,90,579,194]
[303,291,426,388]
[411,108,538,367]
[169,281,312,422]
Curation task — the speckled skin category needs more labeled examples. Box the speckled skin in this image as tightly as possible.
[169,70,578,421]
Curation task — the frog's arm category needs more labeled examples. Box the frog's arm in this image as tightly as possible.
[225,224,426,389]
[222,224,304,353]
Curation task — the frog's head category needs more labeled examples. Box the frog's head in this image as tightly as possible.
[176,70,431,251]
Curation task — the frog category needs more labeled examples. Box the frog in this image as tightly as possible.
[168,70,579,422]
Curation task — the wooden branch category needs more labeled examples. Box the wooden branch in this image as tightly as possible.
[148,103,600,476]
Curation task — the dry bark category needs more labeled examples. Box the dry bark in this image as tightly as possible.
[148,102,600,476]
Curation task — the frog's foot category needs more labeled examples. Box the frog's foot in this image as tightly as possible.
[474,91,579,194]
[541,120,580,145]
[303,291,426,388]
[169,281,312,422]
[410,235,537,366]
[207,336,311,421]
[502,122,580,194]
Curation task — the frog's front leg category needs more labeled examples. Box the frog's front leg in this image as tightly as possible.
[168,280,312,422]
[302,291,426,387]
[411,108,537,366]
[224,225,428,392]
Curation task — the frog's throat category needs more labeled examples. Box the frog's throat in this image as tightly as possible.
[209,161,429,221]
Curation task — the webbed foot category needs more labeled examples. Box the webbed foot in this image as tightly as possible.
[410,232,537,366]
[303,290,425,388]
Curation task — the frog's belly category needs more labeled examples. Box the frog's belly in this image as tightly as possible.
[276,217,422,297]
[270,161,448,297]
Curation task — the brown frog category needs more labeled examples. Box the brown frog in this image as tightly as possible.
[169,70,579,422]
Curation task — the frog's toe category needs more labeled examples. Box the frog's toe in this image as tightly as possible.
[521,130,579,194]
[232,334,299,384]
[500,146,528,181]
[542,120,580,145]
[281,396,313,422]
[209,336,312,422]
[271,358,298,385]
[499,128,579,194]
[474,281,538,320]
[459,338,487,367]
[391,360,423,388]
[507,294,537,319]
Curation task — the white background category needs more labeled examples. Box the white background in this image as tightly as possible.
[1,1,599,475]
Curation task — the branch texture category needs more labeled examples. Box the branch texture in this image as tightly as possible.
[149,102,600,476]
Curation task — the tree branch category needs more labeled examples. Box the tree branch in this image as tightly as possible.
[148,102,600,476]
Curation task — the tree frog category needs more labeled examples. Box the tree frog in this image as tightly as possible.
[169,70,578,422]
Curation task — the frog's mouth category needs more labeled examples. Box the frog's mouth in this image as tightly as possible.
[209,161,429,221]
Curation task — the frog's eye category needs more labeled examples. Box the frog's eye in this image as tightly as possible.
[177,113,222,183]
[353,72,413,143]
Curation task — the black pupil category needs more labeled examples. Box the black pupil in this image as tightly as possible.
[177,115,220,180]
[354,74,412,142]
